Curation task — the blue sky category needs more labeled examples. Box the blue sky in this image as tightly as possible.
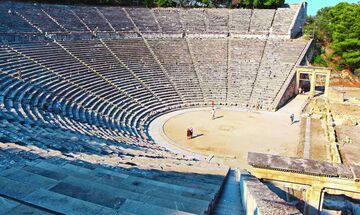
[285,0,359,15]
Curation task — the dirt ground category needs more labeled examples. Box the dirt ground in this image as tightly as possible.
[163,109,301,168]
[336,125,360,166]
[309,119,328,161]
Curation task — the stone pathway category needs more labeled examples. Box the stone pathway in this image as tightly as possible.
[304,117,311,159]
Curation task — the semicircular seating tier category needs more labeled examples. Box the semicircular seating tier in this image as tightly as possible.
[0,1,309,214]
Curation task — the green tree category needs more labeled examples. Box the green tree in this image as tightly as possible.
[156,0,174,7]
[306,2,360,72]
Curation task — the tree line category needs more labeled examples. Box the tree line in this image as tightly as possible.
[18,0,285,8]
[305,2,360,75]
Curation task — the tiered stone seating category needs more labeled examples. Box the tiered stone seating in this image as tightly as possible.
[0,156,226,214]
[2,42,144,135]
[126,8,160,33]
[97,7,135,33]
[0,72,145,146]
[0,108,228,214]
[43,6,89,33]
[205,9,229,34]
[152,8,183,34]
[73,7,112,32]
[0,3,37,34]
[0,1,311,213]
[272,4,299,35]
[104,39,183,106]
[148,38,204,103]
[229,9,252,34]
[250,39,307,108]
[16,7,65,33]
[180,9,206,34]
[60,40,161,130]
[188,38,228,102]
[228,38,266,105]
[249,9,275,35]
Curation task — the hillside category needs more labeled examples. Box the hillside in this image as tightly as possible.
[304,2,360,87]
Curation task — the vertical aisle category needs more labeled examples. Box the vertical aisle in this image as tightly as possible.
[213,169,244,215]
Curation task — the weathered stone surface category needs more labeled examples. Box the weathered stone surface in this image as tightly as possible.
[335,164,354,179]
[240,171,301,215]
[350,165,360,181]
[248,152,338,177]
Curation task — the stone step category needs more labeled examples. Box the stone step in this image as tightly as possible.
[68,160,224,191]
[213,169,245,215]
[0,175,131,215]
[31,161,211,214]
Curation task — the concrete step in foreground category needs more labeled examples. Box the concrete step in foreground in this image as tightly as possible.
[213,169,245,215]
[0,159,228,215]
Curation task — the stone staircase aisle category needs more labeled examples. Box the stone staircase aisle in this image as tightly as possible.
[213,169,244,215]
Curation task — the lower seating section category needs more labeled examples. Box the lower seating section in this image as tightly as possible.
[0,72,145,144]
[148,38,204,103]
[104,38,183,107]
[228,39,266,105]
[0,107,228,214]
[0,43,150,138]
[188,38,228,102]
[250,39,307,108]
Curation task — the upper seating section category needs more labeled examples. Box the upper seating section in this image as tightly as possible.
[153,9,182,34]
[126,8,160,33]
[97,7,135,33]
[73,7,113,32]
[0,3,37,33]
[229,9,251,34]
[206,9,229,34]
[0,1,304,38]
[17,7,65,33]
[272,4,300,35]
[249,9,275,35]
[43,6,89,33]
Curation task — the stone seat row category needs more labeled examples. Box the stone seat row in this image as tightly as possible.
[1,41,185,139]
[0,156,226,214]
[0,1,301,38]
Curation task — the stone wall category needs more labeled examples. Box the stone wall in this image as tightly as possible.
[277,75,297,109]
[273,39,313,110]
[290,2,307,38]
[239,171,301,215]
